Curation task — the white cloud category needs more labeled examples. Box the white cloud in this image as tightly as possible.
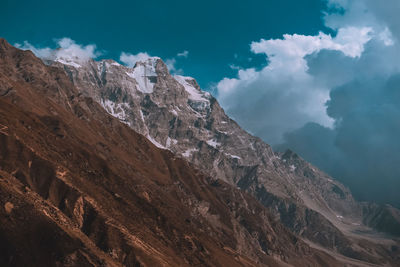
[164,50,190,74]
[165,57,181,73]
[56,38,99,61]
[216,0,400,146]
[165,57,184,74]
[15,41,53,59]
[177,50,189,58]
[120,50,187,74]
[206,0,400,207]
[250,27,372,73]
[325,0,397,44]
[15,38,100,62]
[379,27,394,46]
[276,0,400,206]
[216,27,374,144]
[228,64,241,70]
[120,52,152,67]
[165,58,176,70]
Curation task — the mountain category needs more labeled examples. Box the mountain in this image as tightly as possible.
[1,38,399,266]
[45,47,400,265]
[0,38,351,266]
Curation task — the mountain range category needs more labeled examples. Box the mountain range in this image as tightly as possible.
[0,38,399,266]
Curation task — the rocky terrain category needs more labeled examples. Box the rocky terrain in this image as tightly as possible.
[1,38,399,266]
[0,38,351,266]
[44,45,400,265]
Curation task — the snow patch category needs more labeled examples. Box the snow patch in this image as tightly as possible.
[182,148,198,158]
[225,153,241,160]
[126,57,159,93]
[206,139,220,148]
[171,109,178,116]
[289,164,296,172]
[101,99,129,123]
[56,58,82,68]
[166,137,171,147]
[174,75,209,102]
[139,109,145,122]
[146,134,165,149]
[166,137,178,147]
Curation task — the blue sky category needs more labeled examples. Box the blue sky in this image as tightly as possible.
[2,0,328,88]
[3,0,400,207]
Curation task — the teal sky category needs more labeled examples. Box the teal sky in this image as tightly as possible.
[1,0,329,88]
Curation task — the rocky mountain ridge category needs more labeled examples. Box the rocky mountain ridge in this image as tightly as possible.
[0,37,349,266]
[47,51,400,265]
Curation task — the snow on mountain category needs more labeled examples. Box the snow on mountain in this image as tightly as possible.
[126,57,159,93]
[55,57,82,68]
[174,75,210,102]
[206,139,220,148]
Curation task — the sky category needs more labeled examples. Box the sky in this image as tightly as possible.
[2,0,400,207]
[1,0,328,87]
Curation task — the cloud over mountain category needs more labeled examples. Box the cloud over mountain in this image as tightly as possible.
[217,0,400,206]
[217,26,374,144]
[16,38,100,62]
[120,51,153,67]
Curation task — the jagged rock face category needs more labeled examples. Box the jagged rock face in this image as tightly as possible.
[48,54,400,265]
[52,56,359,210]
[362,203,400,236]
[0,38,351,267]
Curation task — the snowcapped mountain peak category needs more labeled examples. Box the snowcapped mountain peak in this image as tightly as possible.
[54,55,84,68]
[133,56,160,68]
[174,75,210,102]
[102,59,121,66]
[125,58,162,93]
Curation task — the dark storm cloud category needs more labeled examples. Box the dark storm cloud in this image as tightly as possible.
[278,64,400,207]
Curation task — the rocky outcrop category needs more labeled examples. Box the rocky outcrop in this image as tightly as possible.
[362,203,400,237]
